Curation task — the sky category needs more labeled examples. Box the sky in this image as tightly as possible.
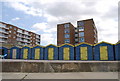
[0,0,119,45]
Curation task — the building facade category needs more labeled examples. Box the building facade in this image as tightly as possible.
[57,19,98,45]
[57,22,75,45]
[0,22,40,47]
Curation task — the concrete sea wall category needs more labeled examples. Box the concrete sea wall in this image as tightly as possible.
[2,59,120,73]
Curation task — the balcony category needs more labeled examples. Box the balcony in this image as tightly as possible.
[18,39,30,43]
[75,34,78,37]
[0,38,7,42]
[24,36,30,39]
[36,39,40,42]
[94,35,97,39]
[75,29,78,32]
[0,34,8,38]
[0,40,6,42]
[36,42,40,45]
[24,32,30,35]
[36,36,40,38]
[17,34,22,37]
[17,39,23,42]
[0,24,9,29]
[2,31,9,34]
[0,29,9,34]
[24,40,28,42]
[17,29,22,32]
[17,34,30,39]
[94,29,97,34]
[75,39,78,42]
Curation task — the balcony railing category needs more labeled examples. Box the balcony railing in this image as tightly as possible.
[75,34,78,37]
[0,26,9,29]
[0,35,8,38]
[75,39,78,41]
[0,29,9,34]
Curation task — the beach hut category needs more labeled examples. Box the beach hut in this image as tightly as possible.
[93,41,114,61]
[31,45,44,60]
[20,46,31,59]
[0,47,8,59]
[114,42,120,60]
[59,44,74,60]
[10,46,21,59]
[44,44,58,60]
[75,42,93,60]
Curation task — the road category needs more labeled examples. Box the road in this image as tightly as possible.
[2,72,119,79]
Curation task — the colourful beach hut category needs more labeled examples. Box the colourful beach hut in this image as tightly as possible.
[59,44,74,60]
[44,44,58,60]
[31,45,44,60]
[10,46,21,59]
[20,46,31,59]
[0,47,8,59]
[114,42,120,60]
[93,41,114,61]
[75,42,93,60]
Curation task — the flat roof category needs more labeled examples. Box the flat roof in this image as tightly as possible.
[0,21,40,35]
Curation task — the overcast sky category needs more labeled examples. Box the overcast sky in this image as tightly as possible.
[1,0,119,45]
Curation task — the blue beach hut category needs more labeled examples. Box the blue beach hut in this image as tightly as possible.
[59,44,74,60]
[93,41,114,61]
[31,45,44,60]
[10,46,21,59]
[75,42,93,60]
[44,44,58,60]
[114,42,120,60]
[20,46,31,59]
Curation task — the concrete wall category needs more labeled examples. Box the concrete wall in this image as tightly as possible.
[2,60,119,73]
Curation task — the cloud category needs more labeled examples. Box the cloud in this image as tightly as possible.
[41,33,57,45]
[31,22,57,33]
[31,22,48,32]
[45,1,99,18]
[4,0,119,45]
[12,17,20,21]
[7,1,43,17]
[31,22,57,45]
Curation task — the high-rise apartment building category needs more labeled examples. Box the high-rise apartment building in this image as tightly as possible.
[0,22,41,47]
[57,22,75,45]
[57,19,98,45]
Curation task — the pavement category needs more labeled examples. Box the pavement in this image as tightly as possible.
[1,59,119,63]
[2,72,119,79]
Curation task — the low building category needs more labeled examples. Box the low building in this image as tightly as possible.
[0,22,41,47]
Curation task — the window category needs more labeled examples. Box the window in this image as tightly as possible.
[75,34,78,37]
[75,29,78,32]
[9,31,11,33]
[10,26,12,29]
[75,39,78,41]
[79,37,85,42]
[64,29,70,33]
[64,39,70,43]
[64,34,70,38]
[0,23,2,27]
[78,21,84,26]
[18,29,22,33]
[79,32,84,37]
[14,28,16,30]
[22,30,24,33]
[0,23,6,27]
[79,27,84,31]
[64,24,69,28]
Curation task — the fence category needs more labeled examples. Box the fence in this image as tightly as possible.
[0,41,120,61]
